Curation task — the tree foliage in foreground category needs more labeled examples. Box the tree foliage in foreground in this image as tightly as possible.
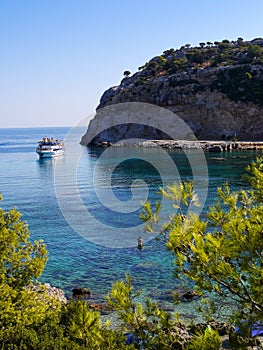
[106,275,190,349]
[0,195,133,349]
[0,195,59,329]
[0,194,47,288]
[141,158,263,330]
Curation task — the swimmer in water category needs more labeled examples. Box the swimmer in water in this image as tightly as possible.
[137,236,143,250]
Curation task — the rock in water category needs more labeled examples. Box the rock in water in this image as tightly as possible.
[72,287,91,298]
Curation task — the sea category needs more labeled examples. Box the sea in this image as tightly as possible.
[0,127,260,321]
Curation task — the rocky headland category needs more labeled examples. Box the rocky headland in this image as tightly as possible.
[81,38,263,146]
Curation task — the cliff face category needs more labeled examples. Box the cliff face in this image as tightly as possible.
[82,39,263,144]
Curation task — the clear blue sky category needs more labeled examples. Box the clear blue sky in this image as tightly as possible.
[1,0,262,128]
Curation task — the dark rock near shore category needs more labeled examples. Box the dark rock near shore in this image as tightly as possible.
[89,302,111,315]
[208,145,223,152]
[181,290,199,302]
[157,288,201,304]
[190,321,229,336]
[72,287,91,298]
[229,328,262,349]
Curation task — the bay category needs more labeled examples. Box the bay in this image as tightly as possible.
[0,127,260,321]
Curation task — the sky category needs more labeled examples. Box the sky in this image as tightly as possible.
[0,0,263,128]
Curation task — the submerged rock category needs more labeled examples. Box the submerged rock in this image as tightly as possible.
[72,287,91,298]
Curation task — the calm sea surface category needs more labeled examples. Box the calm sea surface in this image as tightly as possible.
[0,127,260,320]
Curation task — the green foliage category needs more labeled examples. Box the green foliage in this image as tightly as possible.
[106,275,187,349]
[156,55,168,68]
[0,196,60,331]
[247,44,263,59]
[60,299,131,350]
[0,283,63,328]
[169,57,188,73]
[218,42,231,51]
[211,65,263,105]
[186,326,221,350]
[141,159,263,327]
[186,49,204,64]
[0,321,80,349]
[245,157,263,201]
[0,195,48,289]
[0,291,132,349]
[63,299,106,348]
[0,196,64,347]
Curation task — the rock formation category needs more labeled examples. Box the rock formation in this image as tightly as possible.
[81,38,263,144]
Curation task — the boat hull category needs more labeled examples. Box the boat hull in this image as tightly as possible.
[36,149,64,158]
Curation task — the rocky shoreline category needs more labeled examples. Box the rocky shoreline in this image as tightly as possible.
[34,283,262,348]
[94,139,263,152]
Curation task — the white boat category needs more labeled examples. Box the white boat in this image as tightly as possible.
[36,137,64,158]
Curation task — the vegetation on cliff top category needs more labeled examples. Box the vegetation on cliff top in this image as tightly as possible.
[141,38,263,73]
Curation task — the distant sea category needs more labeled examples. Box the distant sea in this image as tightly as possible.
[0,127,260,321]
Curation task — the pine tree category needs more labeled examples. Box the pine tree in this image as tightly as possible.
[140,159,263,330]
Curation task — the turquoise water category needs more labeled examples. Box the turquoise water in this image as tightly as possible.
[0,127,260,321]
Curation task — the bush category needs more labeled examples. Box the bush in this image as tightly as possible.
[186,326,221,350]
